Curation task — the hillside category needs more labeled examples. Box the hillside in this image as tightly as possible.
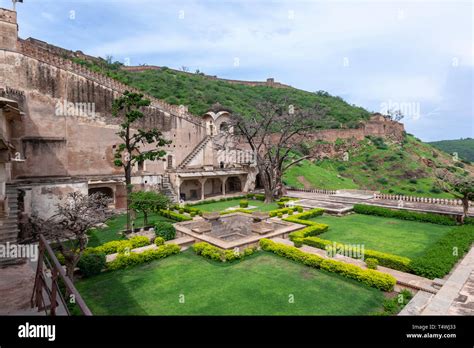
[68,57,472,198]
[284,135,474,198]
[72,58,370,127]
[428,138,474,162]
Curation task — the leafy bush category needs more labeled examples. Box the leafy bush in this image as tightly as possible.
[86,236,151,255]
[365,258,378,270]
[277,212,283,218]
[410,225,474,279]
[154,221,176,241]
[380,289,413,315]
[159,209,192,222]
[277,202,286,208]
[353,204,456,226]
[302,237,412,272]
[259,239,396,291]
[220,208,252,215]
[78,252,106,277]
[107,244,180,271]
[239,200,249,208]
[154,237,165,246]
[192,242,252,262]
[294,240,303,248]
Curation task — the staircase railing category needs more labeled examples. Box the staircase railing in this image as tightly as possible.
[31,234,92,316]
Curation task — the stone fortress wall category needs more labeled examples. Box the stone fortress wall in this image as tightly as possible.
[0,7,405,224]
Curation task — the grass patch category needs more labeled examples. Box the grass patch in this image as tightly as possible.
[312,214,453,259]
[76,251,385,315]
[191,198,279,212]
[87,212,174,247]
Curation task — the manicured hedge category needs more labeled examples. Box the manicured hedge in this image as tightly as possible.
[410,225,474,279]
[107,244,180,271]
[220,208,253,215]
[159,209,192,221]
[302,237,412,273]
[154,221,176,240]
[353,204,457,226]
[85,236,150,255]
[268,206,300,217]
[259,239,396,291]
[78,252,106,277]
[284,209,328,241]
[193,242,257,262]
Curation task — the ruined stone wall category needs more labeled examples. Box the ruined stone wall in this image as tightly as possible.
[0,44,206,180]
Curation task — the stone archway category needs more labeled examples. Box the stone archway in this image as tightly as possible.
[225,176,242,194]
[179,179,201,201]
[204,178,223,198]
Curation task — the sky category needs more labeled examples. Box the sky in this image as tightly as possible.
[5,0,474,141]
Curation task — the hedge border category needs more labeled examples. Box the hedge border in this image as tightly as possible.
[259,239,396,291]
[107,243,180,271]
[353,204,457,226]
[192,242,257,262]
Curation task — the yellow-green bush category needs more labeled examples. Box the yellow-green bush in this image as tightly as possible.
[107,243,180,271]
[259,239,396,291]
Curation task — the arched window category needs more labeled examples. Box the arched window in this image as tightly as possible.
[220,122,229,133]
[167,155,173,169]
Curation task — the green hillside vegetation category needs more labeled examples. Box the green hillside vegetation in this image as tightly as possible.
[69,57,472,198]
[284,135,473,198]
[72,58,370,127]
[428,138,474,162]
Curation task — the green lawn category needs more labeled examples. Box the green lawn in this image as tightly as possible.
[191,198,279,212]
[312,214,453,258]
[87,212,174,247]
[76,251,385,315]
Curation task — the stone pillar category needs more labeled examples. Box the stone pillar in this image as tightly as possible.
[199,178,207,201]
[221,177,228,196]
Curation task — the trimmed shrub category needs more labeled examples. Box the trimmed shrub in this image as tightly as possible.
[87,236,151,256]
[366,258,378,270]
[107,244,180,271]
[179,208,185,214]
[154,221,176,241]
[154,237,165,246]
[259,239,396,291]
[353,204,456,226]
[277,201,286,208]
[220,208,252,215]
[193,242,257,262]
[159,209,192,222]
[293,240,303,248]
[239,200,249,208]
[277,212,283,218]
[410,225,474,279]
[302,236,412,273]
[78,252,106,277]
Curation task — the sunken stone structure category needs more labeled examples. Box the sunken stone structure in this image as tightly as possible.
[0,8,404,243]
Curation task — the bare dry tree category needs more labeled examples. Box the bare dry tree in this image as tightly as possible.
[229,99,327,202]
[30,192,111,281]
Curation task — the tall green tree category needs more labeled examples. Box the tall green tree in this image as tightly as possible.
[130,191,169,226]
[112,91,171,230]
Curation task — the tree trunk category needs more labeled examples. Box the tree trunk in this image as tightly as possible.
[66,263,76,282]
[259,166,274,203]
[125,162,132,231]
[143,211,148,226]
[461,197,469,224]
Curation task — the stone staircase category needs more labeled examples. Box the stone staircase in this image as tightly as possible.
[0,184,21,267]
[0,184,19,244]
[161,175,178,203]
[178,136,211,169]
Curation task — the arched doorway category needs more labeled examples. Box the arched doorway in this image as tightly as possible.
[204,178,222,198]
[255,173,264,189]
[226,176,242,194]
[179,180,201,201]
